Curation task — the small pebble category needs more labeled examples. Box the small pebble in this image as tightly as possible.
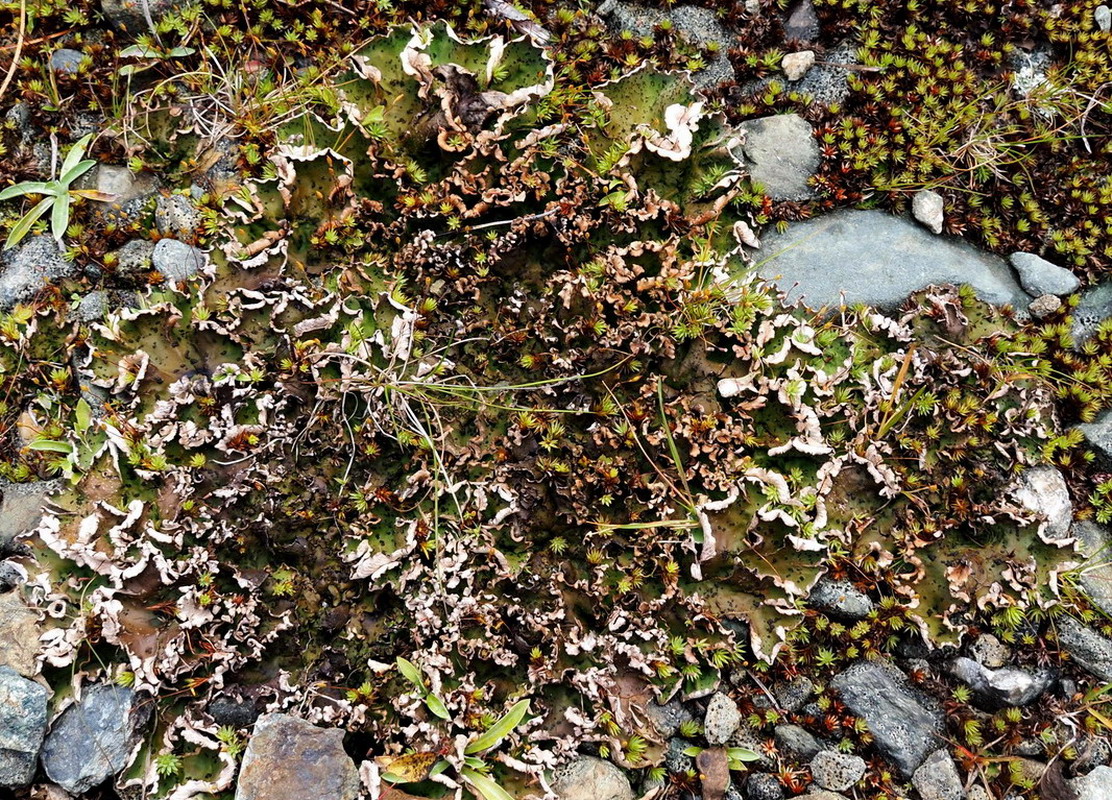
[1096,5,1111,32]
[705,693,741,745]
[1028,294,1062,319]
[912,189,944,235]
[782,50,816,81]
[810,750,865,791]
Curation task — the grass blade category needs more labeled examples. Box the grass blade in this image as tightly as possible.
[5,197,52,249]
[461,768,515,800]
[465,699,529,754]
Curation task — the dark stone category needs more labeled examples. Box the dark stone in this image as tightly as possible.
[40,684,151,794]
[948,657,1056,709]
[830,660,943,777]
[0,666,47,787]
[207,695,259,729]
[808,578,873,620]
[235,714,359,800]
[746,772,784,800]
[774,724,822,761]
[1059,618,1112,683]
[783,0,819,41]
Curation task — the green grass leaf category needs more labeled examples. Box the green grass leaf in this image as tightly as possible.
[395,657,425,690]
[425,692,451,720]
[5,197,53,249]
[461,767,515,800]
[465,699,530,754]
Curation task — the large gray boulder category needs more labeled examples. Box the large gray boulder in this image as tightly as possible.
[235,714,359,800]
[756,210,1030,312]
[40,684,151,794]
[0,666,47,787]
[552,755,633,800]
[738,114,820,201]
[829,659,943,777]
[0,237,77,310]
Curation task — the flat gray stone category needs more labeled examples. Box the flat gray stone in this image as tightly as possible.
[774,724,822,761]
[1070,282,1112,347]
[830,659,943,777]
[236,714,359,800]
[0,592,39,677]
[40,684,150,794]
[552,755,633,800]
[154,194,202,239]
[0,479,59,548]
[911,749,963,800]
[0,237,76,310]
[948,657,1054,708]
[1071,764,1112,800]
[1010,465,1073,544]
[912,190,944,234]
[784,0,819,40]
[809,750,864,791]
[0,666,47,787]
[1009,252,1080,297]
[809,578,873,620]
[969,633,1010,669]
[111,239,155,276]
[1080,409,1112,467]
[1073,520,1112,617]
[1059,618,1112,683]
[74,291,108,322]
[756,210,1030,312]
[152,239,205,282]
[643,699,693,739]
[738,114,819,201]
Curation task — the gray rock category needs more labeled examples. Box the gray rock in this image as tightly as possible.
[730,727,774,770]
[970,633,1011,669]
[551,755,633,800]
[830,659,943,777]
[644,700,693,739]
[1080,410,1112,467]
[41,684,151,794]
[0,237,77,310]
[809,578,873,620]
[100,0,177,33]
[1070,281,1112,348]
[967,787,992,800]
[949,657,1055,708]
[664,736,695,773]
[111,239,156,276]
[1058,618,1112,683]
[235,714,359,800]
[775,724,822,761]
[0,479,59,548]
[83,165,159,226]
[74,291,108,322]
[48,49,84,75]
[1074,736,1112,775]
[756,210,1031,312]
[738,114,819,201]
[794,39,855,105]
[1071,765,1112,800]
[800,794,849,800]
[809,750,865,791]
[1009,465,1073,544]
[154,194,202,239]
[782,50,815,81]
[1011,48,1052,101]
[774,676,815,712]
[784,0,819,41]
[745,772,784,800]
[1029,294,1062,318]
[0,562,24,593]
[1010,252,1080,297]
[152,239,205,282]
[1097,6,1112,32]
[0,592,39,677]
[705,692,741,745]
[911,749,963,800]
[206,695,258,729]
[912,190,944,234]
[1072,520,1112,617]
[0,666,47,787]
[597,2,734,88]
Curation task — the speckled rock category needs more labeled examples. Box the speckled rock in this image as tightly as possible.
[782,50,815,81]
[1071,521,1112,618]
[1010,465,1073,544]
[235,714,359,800]
[664,737,695,773]
[730,727,774,770]
[912,190,944,234]
[155,193,202,239]
[0,666,47,787]
[774,676,815,712]
[40,684,151,794]
[911,749,964,800]
[1070,282,1112,347]
[645,700,694,739]
[0,237,77,310]
[949,657,1055,708]
[1010,252,1080,297]
[152,239,206,282]
[808,578,873,620]
[48,49,84,75]
[1058,618,1112,683]
[84,165,159,226]
[0,479,58,547]
[1080,411,1112,467]
[1029,294,1062,318]
[552,755,633,800]
[745,772,784,800]
[110,239,156,276]
[0,592,39,677]
[830,659,943,777]
[970,633,1011,669]
[1069,764,1112,800]
[705,692,742,744]
[74,291,108,322]
[737,114,819,201]
[809,750,865,791]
